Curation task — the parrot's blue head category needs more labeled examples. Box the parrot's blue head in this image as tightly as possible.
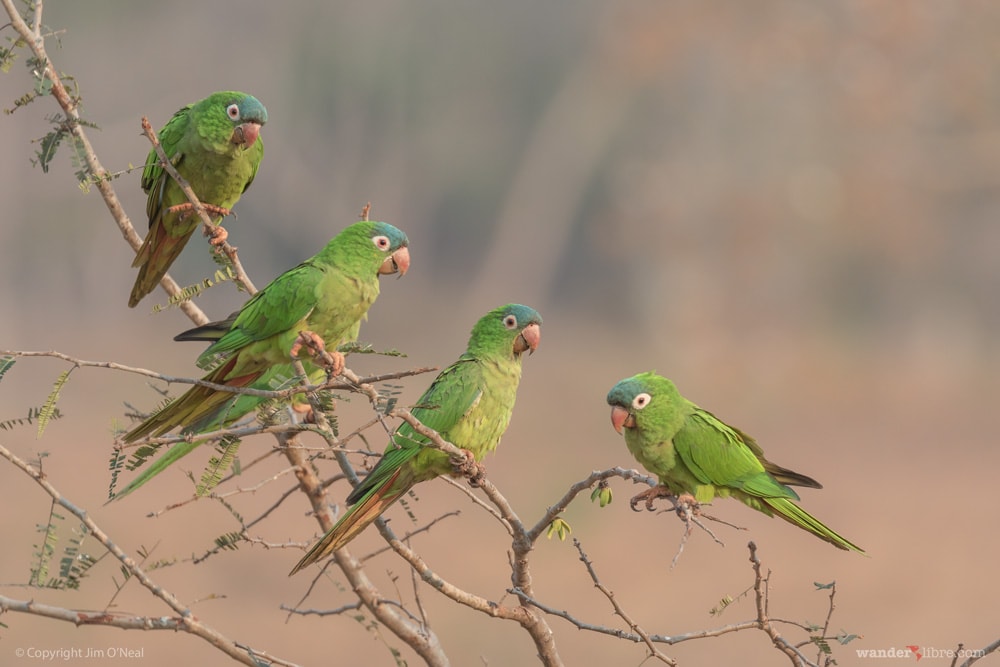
[468,303,542,359]
[229,93,268,125]
[607,371,672,434]
[352,220,410,277]
[209,91,267,148]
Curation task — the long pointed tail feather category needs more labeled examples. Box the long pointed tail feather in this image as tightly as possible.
[110,439,202,501]
[123,358,258,443]
[128,223,197,308]
[289,468,409,575]
[764,497,866,554]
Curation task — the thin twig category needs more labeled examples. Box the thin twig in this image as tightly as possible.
[0,443,279,666]
[572,539,676,665]
[748,542,814,667]
[0,0,208,323]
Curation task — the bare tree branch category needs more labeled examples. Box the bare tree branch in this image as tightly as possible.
[0,0,208,322]
[0,443,285,666]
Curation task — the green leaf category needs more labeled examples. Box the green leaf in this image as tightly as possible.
[708,595,735,617]
[30,500,61,587]
[32,127,65,173]
[836,631,861,645]
[151,267,236,313]
[37,369,72,438]
[814,581,835,590]
[212,531,244,552]
[107,446,127,501]
[0,406,63,432]
[546,517,572,541]
[811,636,832,655]
[195,437,241,497]
[0,355,15,382]
[589,482,613,507]
[337,341,407,358]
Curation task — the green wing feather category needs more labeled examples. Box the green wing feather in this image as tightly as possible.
[140,103,191,223]
[674,410,800,500]
[346,357,483,504]
[198,262,324,364]
[674,409,864,552]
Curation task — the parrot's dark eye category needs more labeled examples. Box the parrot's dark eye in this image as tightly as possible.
[632,393,651,410]
[372,235,391,251]
[503,314,518,330]
[226,103,241,120]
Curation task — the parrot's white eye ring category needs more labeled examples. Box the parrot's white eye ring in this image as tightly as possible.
[226,103,240,120]
[502,314,518,330]
[632,392,651,410]
[372,235,391,250]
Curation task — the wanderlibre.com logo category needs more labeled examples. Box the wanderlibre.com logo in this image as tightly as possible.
[855,645,985,661]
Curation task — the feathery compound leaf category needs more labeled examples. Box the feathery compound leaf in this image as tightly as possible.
[32,127,65,173]
[58,523,97,590]
[37,369,72,438]
[0,355,15,382]
[107,447,127,501]
[115,439,198,500]
[212,531,245,552]
[30,501,61,587]
[337,341,408,358]
[709,595,735,617]
[196,436,241,497]
[812,636,833,655]
[151,267,235,313]
[0,406,62,432]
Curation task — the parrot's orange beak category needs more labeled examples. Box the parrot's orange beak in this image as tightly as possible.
[610,404,634,434]
[514,322,541,355]
[231,121,262,148]
[379,246,410,276]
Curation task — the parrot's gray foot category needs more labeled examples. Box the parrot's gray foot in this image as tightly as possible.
[291,331,345,377]
[629,485,675,512]
[450,449,486,487]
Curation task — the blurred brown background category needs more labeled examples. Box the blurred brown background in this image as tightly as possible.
[2,1,999,665]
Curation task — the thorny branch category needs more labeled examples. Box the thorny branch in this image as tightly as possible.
[0,4,936,667]
[0,443,282,666]
[0,0,208,323]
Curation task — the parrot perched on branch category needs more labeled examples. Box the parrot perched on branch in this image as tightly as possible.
[290,303,542,574]
[129,91,267,308]
[116,220,410,499]
[606,372,865,553]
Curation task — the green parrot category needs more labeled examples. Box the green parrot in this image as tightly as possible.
[289,303,542,574]
[606,372,864,553]
[116,221,410,498]
[171,312,332,434]
[129,91,267,308]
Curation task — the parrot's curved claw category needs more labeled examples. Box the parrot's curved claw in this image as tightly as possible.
[672,493,702,521]
[290,331,345,377]
[205,223,229,247]
[450,449,486,487]
[291,401,315,424]
[629,485,675,512]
